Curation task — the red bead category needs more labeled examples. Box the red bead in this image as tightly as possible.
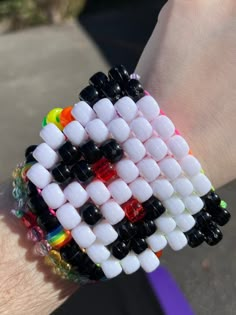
[21,211,37,228]
[92,157,117,183]
[122,198,145,223]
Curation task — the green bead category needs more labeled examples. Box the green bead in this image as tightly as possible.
[220,200,227,209]
[42,116,47,128]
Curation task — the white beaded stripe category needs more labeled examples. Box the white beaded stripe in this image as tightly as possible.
[56,203,81,230]
[63,120,88,146]
[33,143,59,169]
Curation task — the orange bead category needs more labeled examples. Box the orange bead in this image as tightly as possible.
[155,250,163,258]
[189,149,193,155]
[60,106,74,127]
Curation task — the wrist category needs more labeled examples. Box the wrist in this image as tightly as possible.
[0,181,77,315]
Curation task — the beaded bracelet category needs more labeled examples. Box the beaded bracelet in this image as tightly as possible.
[12,65,231,284]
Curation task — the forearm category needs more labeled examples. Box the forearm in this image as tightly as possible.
[0,181,77,315]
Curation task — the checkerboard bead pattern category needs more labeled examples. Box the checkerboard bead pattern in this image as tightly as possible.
[13,65,231,284]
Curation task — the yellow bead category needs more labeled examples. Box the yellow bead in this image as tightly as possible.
[46,108,64,130]
[60,260,71,273]
[45,250,62,267]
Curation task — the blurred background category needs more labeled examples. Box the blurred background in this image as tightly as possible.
[0,1,235,314]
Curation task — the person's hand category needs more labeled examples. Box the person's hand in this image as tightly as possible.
[136,0,236,187]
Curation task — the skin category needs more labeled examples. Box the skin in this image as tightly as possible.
[0,0,236,314]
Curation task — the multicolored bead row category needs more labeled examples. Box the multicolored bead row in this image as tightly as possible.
[12,65,231,284]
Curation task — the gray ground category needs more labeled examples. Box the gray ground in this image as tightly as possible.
[0,21,235,315]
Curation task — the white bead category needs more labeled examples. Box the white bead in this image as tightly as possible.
[151,178,174,201]
[72,222,96,248]
[63,121,88,146]
[172,176,194,197]
[40,123,65,150]
[116,159,139,183]
[93,98,117,124]
[166,228,188,251]
[191,173,212,196]
[108,118,130,143]
[136,95,160,121]
[86,241,110,264]
[163,196,185,216]
[179,155,202,177]
[145,137,168,161]
[100,200,125,225]
[33,143,59,169]
[121,252,140,275]
[86,180,111,205]
[174,212,195,232]
[123,138,146,163]
[42,183,66,209]
[85,119,109,144]
[93,220,118,245]
[183,195,204,215]
[114,96,138,122]
[167,135,189,160]
[138,249,160,273]
[155,213,176,234]
[72,101,96,126]
[108,179,132,204]
[129,178,153,203]
[158,157,182,180]
[146,232,168,252]
[152,115,175,140]
[27,163,52,189]
[130,117,153,142]
[56,203,81,230]
[64,182,89,208]
[101,257,122,279]
[137,158,160,182]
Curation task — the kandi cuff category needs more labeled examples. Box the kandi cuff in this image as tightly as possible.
[12,65,231,284]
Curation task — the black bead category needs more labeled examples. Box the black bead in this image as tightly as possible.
[202,190,221,206]
[25,145,37,158]
[71,160,95,184]
[131,238,148,254]
[111,240,129,260]
[79,85,100,107]
[79,256,105,280]
[136,220,157,238]
[60,239,82,262]
[37,211,61,232]
[115,219,137,241]
[89,265,106,281]
[193,210,212,227]
[25,153,36,163]
[101,81,123,103]
[80,203,102,226]
[212,207,231,226]
[27,181,38,198]
[108,65,130,86]
[100,139,124,163]
[184,226,205,248]
[80,140,102,164]
[89,72,109,90]
[58,141,81,165]
[142,196,166,220]
[203,222,223,246]
[28,194,49,214]
[52,163,71,183]
[125,79,145,101]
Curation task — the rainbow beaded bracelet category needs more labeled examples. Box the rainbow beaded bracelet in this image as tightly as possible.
[12,65,231,284]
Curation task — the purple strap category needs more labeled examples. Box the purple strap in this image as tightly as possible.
[147,266,195,315]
